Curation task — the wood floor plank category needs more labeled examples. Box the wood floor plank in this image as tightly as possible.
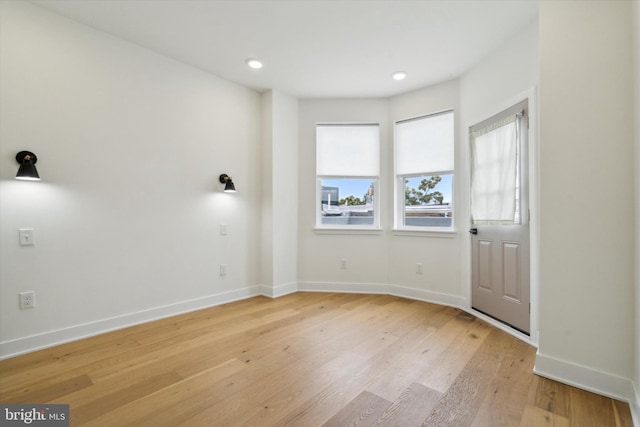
[239,335,389,427]
[181,300,432,426]
[470,338,536,427]
[80,358,247,427]
[0,338,141,391]
[0,293,633,427]
[373,382,442,427]
[417,315,493,393]
[88,297,400,426]
[177,345,351,426]
[519,404,570,427]
[85,308,303,383]
[278,305,470,426]
[612,398,635,427]
[533,375,572,418]
[366,312,488,401]
[69,371,183,425]
[276,315,443,426]
[321,391,391,427]
[568,386,617,427]
[1,373,93,404]
[421,328,514,426]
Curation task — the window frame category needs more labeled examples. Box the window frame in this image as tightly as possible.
[393,110,456,233]
[315,123,381,231]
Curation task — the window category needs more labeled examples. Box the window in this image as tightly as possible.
[316,124,380,228]
[395,110,454,229]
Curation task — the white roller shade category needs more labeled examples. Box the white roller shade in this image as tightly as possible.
[396,111,454,175]
[316,124,379,177]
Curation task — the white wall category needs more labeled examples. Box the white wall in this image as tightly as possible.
[537,0,636,402]
[0,1,263,357]
[297,99,391,290]
[634,0,640,418]
[387,81,462,301]
[297,88,460,301]
[460,19,539,130]
[261,90,298,296]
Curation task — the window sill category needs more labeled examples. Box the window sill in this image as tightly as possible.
[314,227,383,235]
[392,228,458,238]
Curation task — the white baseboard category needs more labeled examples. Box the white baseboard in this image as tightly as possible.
[534,351,637,405]
[631,382,640,427]
[388,284,466,308]
[297,281,465,308]
[297,281,389,294]
[0,285,264,360]
[260,281,298,298]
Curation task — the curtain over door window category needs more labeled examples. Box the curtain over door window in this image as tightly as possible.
[470,114,520,225]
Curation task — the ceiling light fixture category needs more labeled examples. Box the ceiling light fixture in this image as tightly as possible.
[246,59,263,69]
[392,71,407,81]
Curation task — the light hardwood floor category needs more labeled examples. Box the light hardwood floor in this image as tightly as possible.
[0,292,633,426]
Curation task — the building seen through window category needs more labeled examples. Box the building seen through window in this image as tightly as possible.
[320,179,375,226]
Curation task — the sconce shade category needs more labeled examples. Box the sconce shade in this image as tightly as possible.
[15,151,40,181]
[219,174,236,192]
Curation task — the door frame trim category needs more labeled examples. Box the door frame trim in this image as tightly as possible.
[463,86,539,346]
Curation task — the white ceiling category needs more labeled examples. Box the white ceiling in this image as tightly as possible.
[31,0,538,99]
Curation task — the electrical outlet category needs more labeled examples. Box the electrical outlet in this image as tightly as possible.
[220,224,228,236]
[416,263,424,274]
[220,264,227,276]
[340,258,347,269]
[19,228,35,246]
[19,291,35,309]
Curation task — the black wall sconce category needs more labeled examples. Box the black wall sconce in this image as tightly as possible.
[15,151,40,181]
[219,174,236,192]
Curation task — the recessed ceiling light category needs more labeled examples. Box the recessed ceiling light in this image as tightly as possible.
[246,59,263,69]
[392,71,407,80]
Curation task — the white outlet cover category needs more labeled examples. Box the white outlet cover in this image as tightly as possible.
[19,228,35,246]
[19,291,35,309]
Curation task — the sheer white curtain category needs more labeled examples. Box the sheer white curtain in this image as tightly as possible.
[470,115,518,224]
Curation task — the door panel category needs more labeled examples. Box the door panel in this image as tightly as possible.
[470,100,530,335]
[502,241,520,301]
[477,239,493,292]
[472,225,530,333]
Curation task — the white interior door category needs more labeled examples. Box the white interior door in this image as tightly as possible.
[470,101,530,335]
